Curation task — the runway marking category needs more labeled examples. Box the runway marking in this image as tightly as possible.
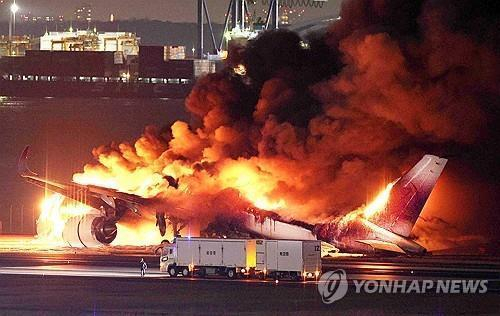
[0,266,164,279]
[1,265,498,288]
[0,265,323,284]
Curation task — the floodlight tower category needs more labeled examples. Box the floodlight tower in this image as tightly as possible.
[9,0,19,39]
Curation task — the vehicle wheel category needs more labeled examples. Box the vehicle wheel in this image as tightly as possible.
[168,266,177,277]
[227,269,236,279]
[181,267,190,277]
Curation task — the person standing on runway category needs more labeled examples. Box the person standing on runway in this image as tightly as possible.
[140,258,148,277]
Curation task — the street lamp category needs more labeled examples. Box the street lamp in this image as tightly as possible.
[9,1,19,39]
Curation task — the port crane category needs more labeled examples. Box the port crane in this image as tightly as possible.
[196,0,328,58]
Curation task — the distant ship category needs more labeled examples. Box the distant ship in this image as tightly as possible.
[0,46,216,99]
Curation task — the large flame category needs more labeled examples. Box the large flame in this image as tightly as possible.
[114,222,168,246]
[35,193,170,246]
[35,193,92,245]
[217,160,286,210]
[338,182,395,227]
[362,182,395,219]
[35,181,394,247]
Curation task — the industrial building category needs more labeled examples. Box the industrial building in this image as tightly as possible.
[40,31,140,56]
[0,35,33,57]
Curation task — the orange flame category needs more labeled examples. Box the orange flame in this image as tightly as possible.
[362,182,394,219]
[36,193,92,244]
[34,136,395,248]
[218,160,286,210]
[36,193,168,246]
[338,182,394,227]
[113,222,168,246]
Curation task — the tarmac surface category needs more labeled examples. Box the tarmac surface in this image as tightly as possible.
[0,250,499,315]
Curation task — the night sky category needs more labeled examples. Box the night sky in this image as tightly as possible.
[0,0,341,23]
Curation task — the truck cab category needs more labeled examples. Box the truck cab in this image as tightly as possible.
[159,244,176,273]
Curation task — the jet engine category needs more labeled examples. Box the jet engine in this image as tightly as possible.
[62,214,118,247]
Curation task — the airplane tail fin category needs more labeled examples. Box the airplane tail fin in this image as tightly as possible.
[373,155,447,237]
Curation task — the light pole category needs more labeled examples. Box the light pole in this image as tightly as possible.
[9,1,19,39]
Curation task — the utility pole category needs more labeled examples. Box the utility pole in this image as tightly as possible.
[197,0,204,59]
[8,12,12,39]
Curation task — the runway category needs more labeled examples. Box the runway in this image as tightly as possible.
[1,248,499,280]
[0,250,499,315]
[1,258,499,283]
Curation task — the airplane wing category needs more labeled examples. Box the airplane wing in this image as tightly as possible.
[18,146,188,238]
[18,146,146,216]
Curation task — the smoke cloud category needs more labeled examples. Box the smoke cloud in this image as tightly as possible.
[74,0,499,251]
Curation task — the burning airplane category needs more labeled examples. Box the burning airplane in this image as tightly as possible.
[19,146,446,254]
[18,0,497,254]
